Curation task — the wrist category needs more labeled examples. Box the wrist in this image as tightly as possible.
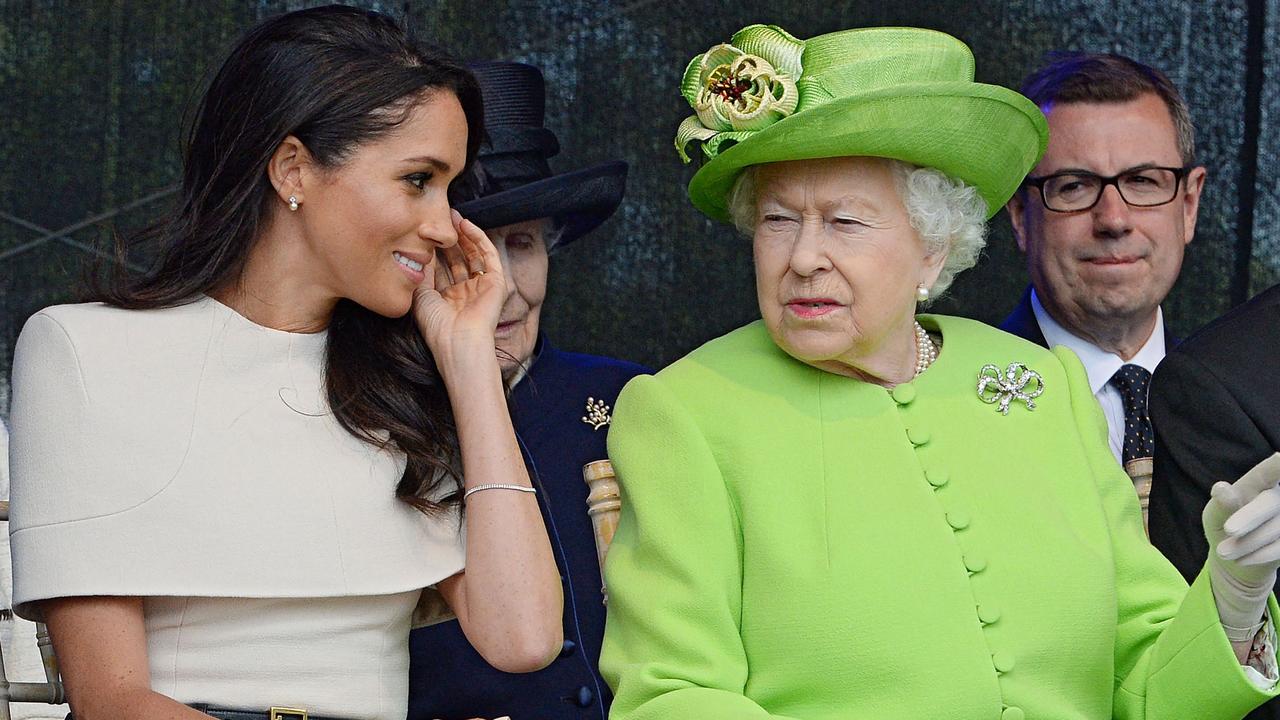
[432,336,500,376]
[1209,551,1276,593]
[438,355,503,394]
[1209,556,1274,633]
[1225,617,1268,644]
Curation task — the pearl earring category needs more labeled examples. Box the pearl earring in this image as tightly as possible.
[288,196,299,212]
[916,284,930,303]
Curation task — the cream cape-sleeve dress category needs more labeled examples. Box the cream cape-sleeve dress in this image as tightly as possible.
[7,297,465,720]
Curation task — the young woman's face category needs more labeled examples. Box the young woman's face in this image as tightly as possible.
[298,91,471,318]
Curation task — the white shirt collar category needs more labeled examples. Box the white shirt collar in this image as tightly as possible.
[508,361,530,388]
[1030,288,1167,395]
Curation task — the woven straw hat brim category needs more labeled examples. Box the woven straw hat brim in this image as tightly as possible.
[454,161,627,247]
[688,81,1048,222]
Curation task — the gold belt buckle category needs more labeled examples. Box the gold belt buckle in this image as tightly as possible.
[269,708,308,720]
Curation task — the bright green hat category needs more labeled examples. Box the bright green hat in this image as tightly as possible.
[676,25,1049,221]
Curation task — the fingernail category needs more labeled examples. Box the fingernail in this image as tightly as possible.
[450,208,462,224]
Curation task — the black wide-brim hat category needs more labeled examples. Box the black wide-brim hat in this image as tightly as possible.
[451,61,628,248]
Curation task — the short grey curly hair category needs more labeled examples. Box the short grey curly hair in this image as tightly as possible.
[726,160,988,303]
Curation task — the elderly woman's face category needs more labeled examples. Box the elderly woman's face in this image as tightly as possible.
[752,156,944,374]
[488,218,550,378]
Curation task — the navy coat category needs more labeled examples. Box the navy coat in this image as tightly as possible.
[407,336,650,720]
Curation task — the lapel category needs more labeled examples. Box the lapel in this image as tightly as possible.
[508,334,561,439]
[999,286,1050,349]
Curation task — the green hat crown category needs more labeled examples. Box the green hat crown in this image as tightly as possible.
[676,25,1049,221]
[797,28,974,110]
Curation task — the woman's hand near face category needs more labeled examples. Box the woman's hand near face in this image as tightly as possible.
[416,210,563,672]
[413,210,506,370]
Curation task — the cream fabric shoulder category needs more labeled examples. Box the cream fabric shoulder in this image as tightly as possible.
[8,298,465,619]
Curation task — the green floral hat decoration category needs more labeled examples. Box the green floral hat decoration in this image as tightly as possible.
[676,25,1049,221]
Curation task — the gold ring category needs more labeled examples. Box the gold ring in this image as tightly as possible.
[474,269,486,276]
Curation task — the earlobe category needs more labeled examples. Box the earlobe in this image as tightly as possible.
[1182,166,1207,244]
[921,248,947,289]
[267,135,311,210]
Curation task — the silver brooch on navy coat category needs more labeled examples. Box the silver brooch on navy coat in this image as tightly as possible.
[977,363,1045,415]
[582,397,612,430]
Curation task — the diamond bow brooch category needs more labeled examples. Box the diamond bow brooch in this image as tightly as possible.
[977,362,1045,415]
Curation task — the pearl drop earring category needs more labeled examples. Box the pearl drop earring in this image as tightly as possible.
[288,196,299,212]
[916,284,930,303]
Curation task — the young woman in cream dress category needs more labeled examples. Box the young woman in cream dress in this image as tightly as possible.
[7,7,560,719]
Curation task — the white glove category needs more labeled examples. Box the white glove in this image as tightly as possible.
[1205,453,1280,641]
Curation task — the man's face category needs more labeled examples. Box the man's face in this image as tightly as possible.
[1007,93,1206,337]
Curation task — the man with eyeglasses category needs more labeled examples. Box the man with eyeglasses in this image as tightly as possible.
[1001,52,1206,528]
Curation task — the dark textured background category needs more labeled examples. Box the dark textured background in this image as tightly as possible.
[2,0,1277,415]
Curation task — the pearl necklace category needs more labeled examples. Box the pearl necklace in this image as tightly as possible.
[914,320,938,377]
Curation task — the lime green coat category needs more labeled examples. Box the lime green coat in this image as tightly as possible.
[601,315,1277,720]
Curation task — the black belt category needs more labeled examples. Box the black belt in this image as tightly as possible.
[189,704,352,720]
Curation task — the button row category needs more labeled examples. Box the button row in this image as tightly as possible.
[895,381,1016,703]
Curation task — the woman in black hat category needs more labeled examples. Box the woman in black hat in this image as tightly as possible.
[7,9,561,720]
[407,61,648,720]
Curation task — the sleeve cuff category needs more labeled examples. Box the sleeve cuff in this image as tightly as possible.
[1244,607,1279,690]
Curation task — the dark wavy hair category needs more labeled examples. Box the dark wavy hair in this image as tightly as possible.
[90,5,484,514]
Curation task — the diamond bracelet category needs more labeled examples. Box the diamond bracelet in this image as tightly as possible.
[463,483,538,500]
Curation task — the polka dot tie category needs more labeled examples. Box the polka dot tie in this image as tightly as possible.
[1110,364,1154,465]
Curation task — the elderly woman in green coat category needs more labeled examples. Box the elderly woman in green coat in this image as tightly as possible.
[600,25,1280,720]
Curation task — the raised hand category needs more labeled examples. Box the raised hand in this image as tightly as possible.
[1203,453,1280,640]
[413,209,506,368]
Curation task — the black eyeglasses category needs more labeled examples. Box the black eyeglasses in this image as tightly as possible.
[1023,166,1192,213]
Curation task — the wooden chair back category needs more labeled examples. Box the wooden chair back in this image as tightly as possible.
[0,500,66,719]
[582,460,621,604]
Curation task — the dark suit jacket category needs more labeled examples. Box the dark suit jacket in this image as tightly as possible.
[998,287,1050,348]
[407,336,650,720]
[1148,284,1280,719]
